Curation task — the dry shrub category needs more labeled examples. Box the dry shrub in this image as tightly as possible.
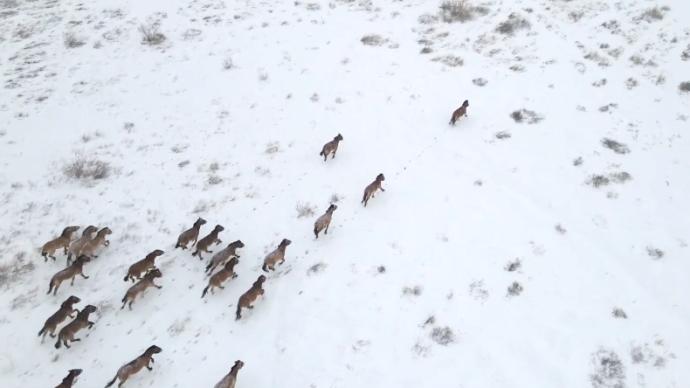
[296,202,316,218]
[439,0,489,23]
[601,138,630,154]
[430,326,455,345]
[63,157,111,181]
[496,13,530,35]
[361,34,386,46]
[64,32,85,48]
[139,23,166,45]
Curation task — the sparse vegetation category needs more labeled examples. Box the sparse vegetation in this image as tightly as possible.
[207,175,222,185]
[646,246,664,260]
[439,0,489,23]
[265,142,280,154]
[679,82,690,93]
[472,77,487,86]
[431,55,463,67]
[495,131,510,139]
[504,258,521,272]
[139,23,166,45]
[430,326,455,345]
[555,224,567,234]
[601,138,630,154]
[296,202,316,218]
[609,172,631,184]
[587,171,631,188]
[590,348,625,388]
[402,285,423,296]
[418,14,438,24]
[0,253,34,289]
[469,280,489,301]
[507,281,523,296]
[223,57,234,70]
[307,262,326,275]
[510,109,543,124]
[636,7,667,23]
[496,13,530,35]
[361,34,386,46]
[63,157,111,181]
[682,45,690,61]
[64,32,85,48]
[612,308,627,319]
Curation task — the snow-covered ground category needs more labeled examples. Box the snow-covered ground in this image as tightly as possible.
[1,0,689,386]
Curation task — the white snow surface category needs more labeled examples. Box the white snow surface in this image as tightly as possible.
[1,0,689,387]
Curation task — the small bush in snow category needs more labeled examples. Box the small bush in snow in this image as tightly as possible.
[0,253,34,289]
[646,246,664,260]
[223,57,234,70]
[431,55,464,67]
[63,157,111,181]
[418,13,438,24]
[207,175,223,185]
[361,34,386,46]
[507,281,523,296]
[679,82,690,92]
[402,285,423,296]
[430,326,455,345]
[504,258,521,272]
[64,32,85,48]
[265,142,280,154]
[612,308,627,319]
[307,262,326,275]
[590,348,626,388]
[472,77,488,86]
[601,138,630,154]
[682,45,690,61]
[139,24,166,45]
[439,0,488,23]
[510,109,543,124]
[591,174,613,188]
[296,202,316,218]
[625,78,638,90]
[636,7,667,22]
[496,13,530,35]
[609,172,631,184]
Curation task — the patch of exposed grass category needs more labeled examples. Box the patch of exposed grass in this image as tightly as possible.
[496,13,530,35]
[439,0,489,23]
[63,157,111,181]
[139,23,166,45]
[601,138,630,154]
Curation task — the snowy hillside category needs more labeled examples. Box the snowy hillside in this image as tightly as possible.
[1,0,689,386]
